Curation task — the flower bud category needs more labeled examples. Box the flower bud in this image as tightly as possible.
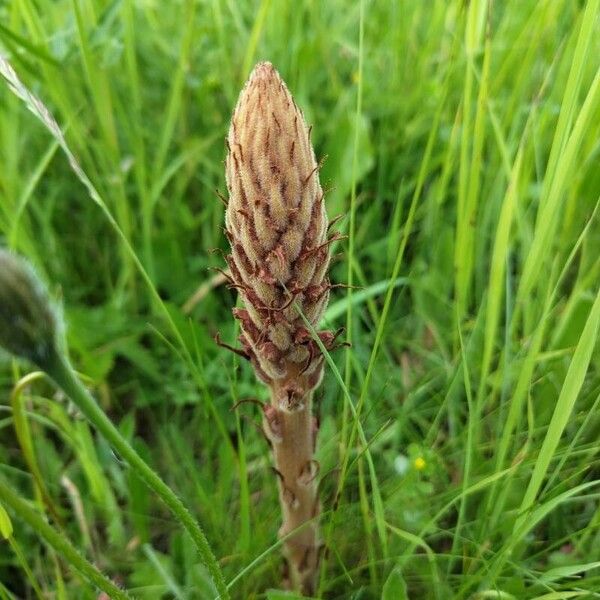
[0,249,60,367]
[225,62,334,407]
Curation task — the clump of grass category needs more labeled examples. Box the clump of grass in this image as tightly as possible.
[224,62,337,594]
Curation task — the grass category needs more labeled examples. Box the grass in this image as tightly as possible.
[1,0,600,598]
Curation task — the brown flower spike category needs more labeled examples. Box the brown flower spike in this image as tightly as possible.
[224,62,336,593]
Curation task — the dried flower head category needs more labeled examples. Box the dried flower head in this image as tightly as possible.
[225,62,335,412]
[0,249,60,367]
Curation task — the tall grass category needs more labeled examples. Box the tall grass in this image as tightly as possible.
[1,0,599,597]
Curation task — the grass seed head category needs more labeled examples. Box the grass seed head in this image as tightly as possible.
[225,62,333,410]
[0,249,61,368]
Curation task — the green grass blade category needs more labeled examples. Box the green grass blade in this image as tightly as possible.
[515,287,600,532]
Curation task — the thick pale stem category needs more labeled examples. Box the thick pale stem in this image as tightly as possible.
[266,392,320,594]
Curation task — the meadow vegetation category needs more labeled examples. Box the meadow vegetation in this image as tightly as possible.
[0,0,599,598]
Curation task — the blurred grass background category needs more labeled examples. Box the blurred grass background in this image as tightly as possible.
[1,0,600,598]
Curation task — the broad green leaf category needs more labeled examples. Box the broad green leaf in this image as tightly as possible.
[382,567,408,600]
[539,561,600,584]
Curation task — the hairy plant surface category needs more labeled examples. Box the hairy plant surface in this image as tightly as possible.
[225,61,335,593]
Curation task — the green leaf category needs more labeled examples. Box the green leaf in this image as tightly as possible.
[0,502,13,539]
[324,277,408,323]
[516,286,600,530]
[539,561,600,584]
[266,591,316,600]
[530,593,588,600]
[382,567,408,600]
[322,108,374,215]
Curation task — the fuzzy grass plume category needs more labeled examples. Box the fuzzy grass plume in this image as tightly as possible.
[0,249,228,599]
[224,61,340,594]
[0,250,61,368]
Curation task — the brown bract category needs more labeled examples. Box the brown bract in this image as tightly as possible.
[225,62,334,412]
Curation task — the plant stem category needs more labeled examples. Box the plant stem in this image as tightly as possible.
[0,476,129,599]
[44,349,229,600]
[265,390,320,594]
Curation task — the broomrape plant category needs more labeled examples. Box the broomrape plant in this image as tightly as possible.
[223,62,340,594]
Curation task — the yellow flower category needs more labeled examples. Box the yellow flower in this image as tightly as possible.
[414,456,426,471]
